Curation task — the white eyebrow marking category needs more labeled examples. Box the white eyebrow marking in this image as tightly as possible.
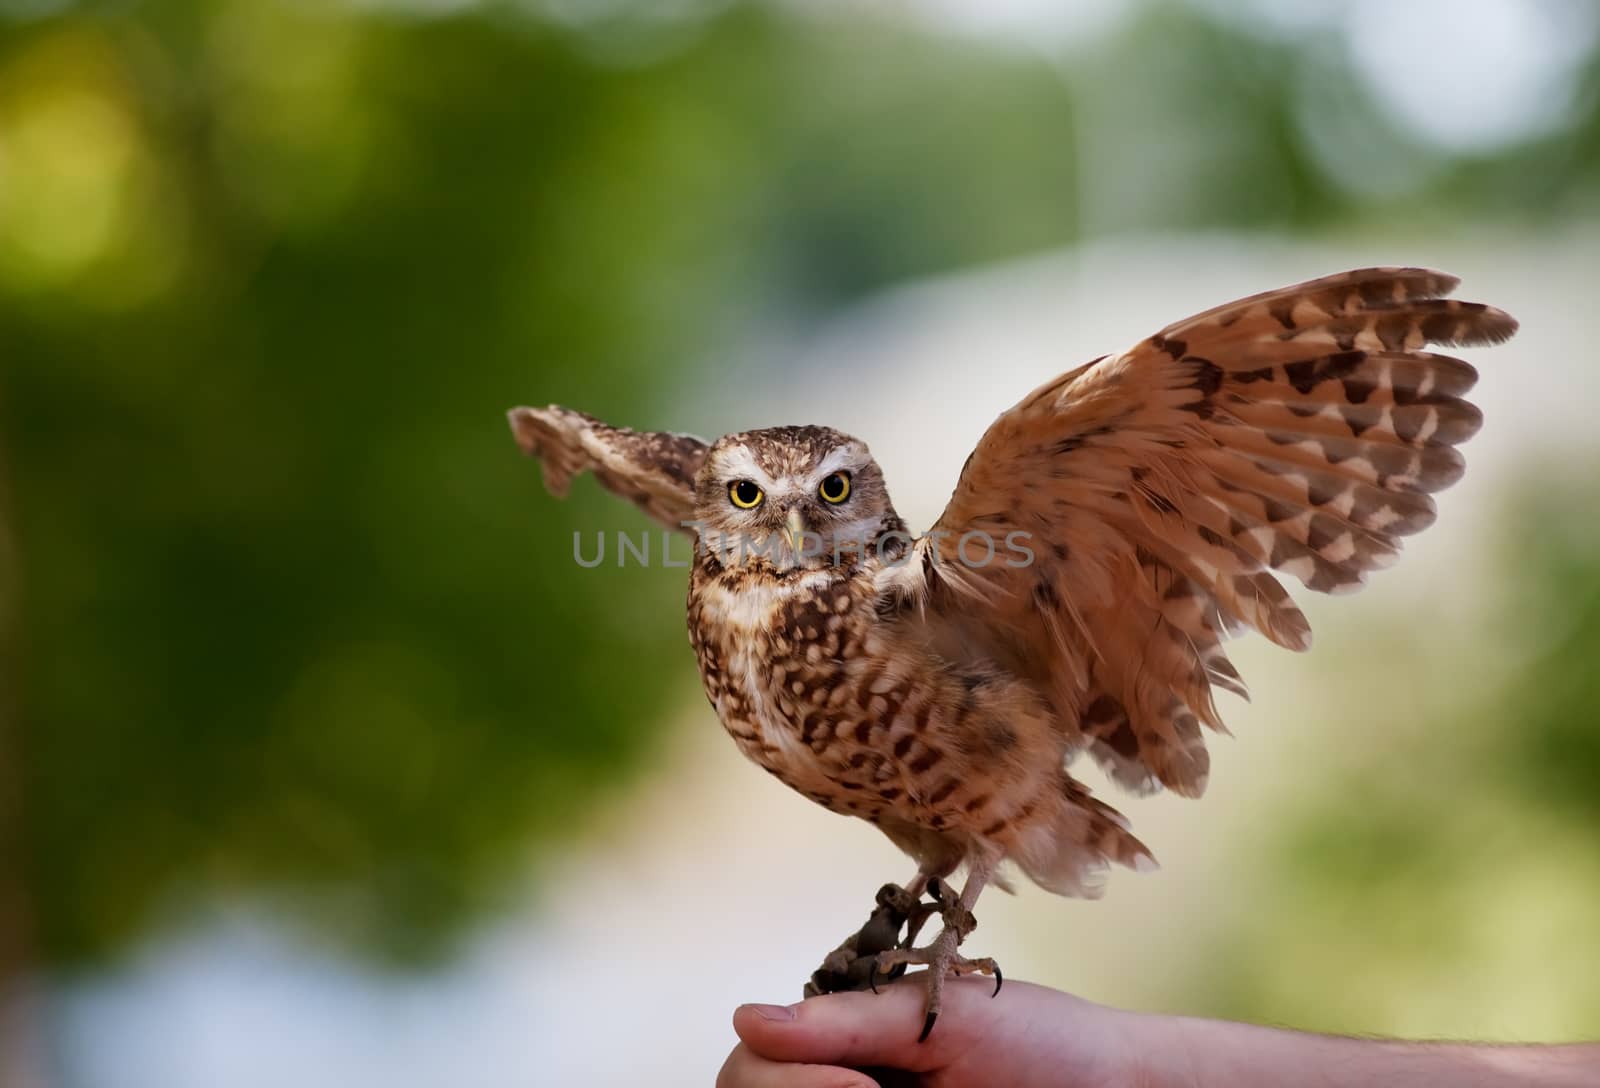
[717,446,774,487]
[814,446,863,479]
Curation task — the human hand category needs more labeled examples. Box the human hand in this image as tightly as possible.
[717,976,1600,1087]
[716,975,1166,1088]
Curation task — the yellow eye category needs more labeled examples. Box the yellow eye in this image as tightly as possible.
[729,479,764,509]
[818,471,851,504]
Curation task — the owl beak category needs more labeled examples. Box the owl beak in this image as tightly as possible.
[785,507,807,558]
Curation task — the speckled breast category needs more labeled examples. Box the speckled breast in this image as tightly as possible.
[685,559,927,822]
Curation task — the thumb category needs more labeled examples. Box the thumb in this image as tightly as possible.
[732,976,1009,1072]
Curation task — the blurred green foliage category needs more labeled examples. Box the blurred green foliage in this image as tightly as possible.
[0,0,1094,967]
[1500,486,1600,822]
[1191,481,1600,1038]
[2,0,1598,969]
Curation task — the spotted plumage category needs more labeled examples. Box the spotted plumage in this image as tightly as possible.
[509,267,1516,1033]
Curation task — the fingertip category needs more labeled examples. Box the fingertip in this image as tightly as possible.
[735,983,947,1071]
[732,1002,798,1044]
[733,993,849,1059]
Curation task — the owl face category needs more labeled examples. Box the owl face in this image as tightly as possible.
[691,425,899,570]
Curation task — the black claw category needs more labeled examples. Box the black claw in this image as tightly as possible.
[991,964,1003,998]
[867,960,880,995]
[926,877,946,904]
[918,1010,938,1043]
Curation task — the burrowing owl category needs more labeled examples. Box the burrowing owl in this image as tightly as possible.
[509,268,1515,1038]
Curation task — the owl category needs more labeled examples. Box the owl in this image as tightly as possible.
[509,268,1516,1040]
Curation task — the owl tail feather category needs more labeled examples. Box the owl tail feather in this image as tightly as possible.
[1011,784,1155,899]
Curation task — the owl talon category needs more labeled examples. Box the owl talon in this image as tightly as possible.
[871,921,1001,1041]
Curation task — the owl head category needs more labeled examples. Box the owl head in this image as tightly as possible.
[690,425,903,571]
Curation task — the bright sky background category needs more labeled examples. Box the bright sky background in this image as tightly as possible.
[803,0,1600,152]
[529,0,1599,152]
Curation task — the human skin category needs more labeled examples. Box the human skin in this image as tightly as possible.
[716,977,1600,1088]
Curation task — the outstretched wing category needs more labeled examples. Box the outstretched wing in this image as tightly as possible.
[509,405,709,533]
[884,268,1516,798]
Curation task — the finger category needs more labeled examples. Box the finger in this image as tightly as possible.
[733,975,1014,1072]
[715,1042,878,1088]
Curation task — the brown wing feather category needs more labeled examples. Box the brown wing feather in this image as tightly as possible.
[508,405,708,533]
[897,268,1516,798]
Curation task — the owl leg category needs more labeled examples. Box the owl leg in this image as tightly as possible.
[868,860,1001,1042]
[895,869,946,946]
